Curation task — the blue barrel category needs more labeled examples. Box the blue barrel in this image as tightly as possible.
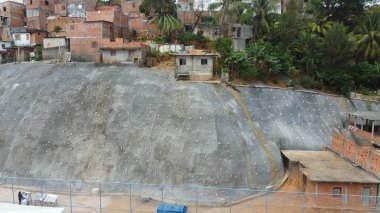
[157,204,188,213]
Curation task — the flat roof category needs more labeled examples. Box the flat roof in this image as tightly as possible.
[282,150,380,183]
[0,203,65,213]
[347,111,380,121]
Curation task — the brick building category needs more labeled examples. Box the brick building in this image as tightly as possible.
[282,150,380,208]
[121,0,156,38]
[177,0,196,30]
[54,0,97,17]
[26,0,54,30]
[0,0,26,42]
[0,0,25,27]
[47,5,128,62]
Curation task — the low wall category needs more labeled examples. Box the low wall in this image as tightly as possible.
[42,46,68,60]
[331,133,380,177]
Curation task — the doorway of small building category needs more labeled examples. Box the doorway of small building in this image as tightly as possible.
[362,187,371,206]
[134,58,138,63]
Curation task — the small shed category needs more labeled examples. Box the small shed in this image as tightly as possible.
[173,51,218,81]
[157,204,187,213]
[282,150,380,208]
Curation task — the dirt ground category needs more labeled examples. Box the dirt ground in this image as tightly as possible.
[0,180,378,213]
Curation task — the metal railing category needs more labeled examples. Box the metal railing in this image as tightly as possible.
[0,176,379,213]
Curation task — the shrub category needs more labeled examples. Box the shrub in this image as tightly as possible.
[300,76,322,90]
[54,26,62,33]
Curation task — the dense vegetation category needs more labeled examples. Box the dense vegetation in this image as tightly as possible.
[212,0,380,95]
[139,0,380,95]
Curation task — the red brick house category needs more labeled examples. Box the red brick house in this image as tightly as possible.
[282,150,380,209]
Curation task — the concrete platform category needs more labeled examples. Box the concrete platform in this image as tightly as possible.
[0,203,64,213]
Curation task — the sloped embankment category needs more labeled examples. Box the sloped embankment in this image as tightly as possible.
[0,63,351,191]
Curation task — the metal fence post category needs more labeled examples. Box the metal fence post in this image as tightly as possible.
[129,184,132,213]
[99,182,102,213]
[69,180,73,213]
[161,186,164,204]
[195,187,198,213]
[341,193,346,213]
[228,190,231,213]
[302,192,306,213]
[265,190,268,213]
[11,178,15,204]
[40,184,43,206]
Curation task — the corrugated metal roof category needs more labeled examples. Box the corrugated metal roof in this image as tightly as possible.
[347,111,380,121]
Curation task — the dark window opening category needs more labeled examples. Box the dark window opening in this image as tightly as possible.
[3,7,6,12]
[62,5,66,10]
[30,0,33,5]
[110,50,116,56]
[201,59,207,65]
[45,0,49,5]
[333,187,342,197]
[237,27,241,37]
[179,58,186,65]
[92,41,97,48]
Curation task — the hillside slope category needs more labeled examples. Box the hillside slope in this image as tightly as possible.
[0,62,351,191]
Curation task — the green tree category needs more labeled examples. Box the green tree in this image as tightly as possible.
[311,0,364,28]
[139,0,182,35]
[246,41,282,79]
[251,0,274,41]
[320,22,355,69]
[354,11,380,62]
[293,32,321,76]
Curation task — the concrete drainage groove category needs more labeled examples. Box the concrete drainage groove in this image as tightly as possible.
[226,87,278,184]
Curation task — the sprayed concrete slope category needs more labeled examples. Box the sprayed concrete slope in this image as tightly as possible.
[0,62,352,190]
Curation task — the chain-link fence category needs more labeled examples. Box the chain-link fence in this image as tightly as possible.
[0,176,379,213]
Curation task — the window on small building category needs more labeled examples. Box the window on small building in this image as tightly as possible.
[70,25,75,31]
[237,27,241,37]
[45,0,49,5]
[179,58,186,65]
[201,59,208,65]
[26,34,30,40]
[92,41,97,48]
[14,34,20,40]
[1,44,5,49]
[110,50,116,56]
[30,0,33,5]
[333,187,342,197]
[62,5,66,10]
[3,7,6,12]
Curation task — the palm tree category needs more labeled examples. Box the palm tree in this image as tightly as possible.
[139,0,183,36]
[293,32,321,76]
[320,22,355,69]
[251,0,274,41]
[354,11,380,62]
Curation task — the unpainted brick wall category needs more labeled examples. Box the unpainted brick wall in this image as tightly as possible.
[332,133,380,178]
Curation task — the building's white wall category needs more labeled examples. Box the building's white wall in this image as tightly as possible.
[43,38,67,49]
[102,49,141,63]
[13,33,31,46]
[176,55,214,80]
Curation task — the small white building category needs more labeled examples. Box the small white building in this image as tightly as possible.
[12,32,31,46]
[173,51,218,81]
